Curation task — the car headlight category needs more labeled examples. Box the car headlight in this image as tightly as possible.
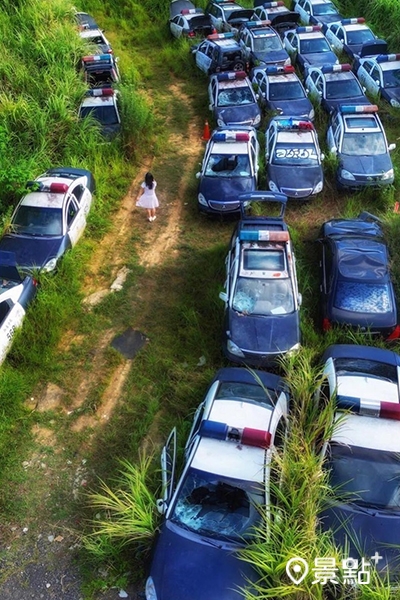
[308,107,315,120]
[198,192,208,206]
[268,180,279,192]
[390,98,400,108]
[287,343,301,355]
[381,168,394,180]
[42,258,58,272]
[340,169,355,181]
[145,577,158,600]
[313,180,323,194]
[227,339,245,358]
[217,117,226,126]
[253,113,261,125]
[284,57,291,66]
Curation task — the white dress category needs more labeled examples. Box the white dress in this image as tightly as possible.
[136,181,159,209]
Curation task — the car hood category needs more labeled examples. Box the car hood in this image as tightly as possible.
[381,87,400,105]
[228,308,300,355]
[227,10,254,26]
[320,503,400,577]
[358,39,388,58]
[268,97,313,118]
[215,104,260,125]
[0,234,63,269]
[339,153,393,175]
[253,49,289,65]
[199,176,255,203]
[268,163,323,197]
[302,52,337,68]
[150,522,257,600]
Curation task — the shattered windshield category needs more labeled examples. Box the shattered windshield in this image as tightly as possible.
[232,276,294,315]
[171,468,263,540]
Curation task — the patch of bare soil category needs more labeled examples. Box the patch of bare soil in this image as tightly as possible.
[0,81,204,599]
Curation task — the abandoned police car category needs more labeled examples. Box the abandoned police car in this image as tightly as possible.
[326,104,395,190]
[196,127,259,214]
[283,25,338,73]
[208,71,261,127]
[81,54,120,88]
[0,251,37,366]
[305,63,370,113]
[79,27,113,54]
[292,0,343,26]
[354,53,400,109]
[219,192,301,365]
[0,168,95,273]
[251,65,314,118]
[265,117,324,199]
[192,33,245,74]
[145,366,289,600]
[319,213,399,339]
[78,88,121,137]
[205,0,254,33]
[169,0,215,38]
[237,20,291,67]
[322,18,377,60]
[318,344,400,580]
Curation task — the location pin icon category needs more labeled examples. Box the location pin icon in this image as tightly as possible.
[286,557,309,585]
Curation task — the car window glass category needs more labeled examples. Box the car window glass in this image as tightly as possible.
[0,300,12,326]
[12,205,63,236]
[67,199,79,226]
[72,184,85,202]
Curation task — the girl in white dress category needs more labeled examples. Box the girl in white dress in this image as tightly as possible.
[136,172,159,222]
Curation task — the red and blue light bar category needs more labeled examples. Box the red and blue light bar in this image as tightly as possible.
[340,104,378,113]
[297,25,321,33]
[336,396,400,420]
[321,63,351,73]
[181,7,203,13]
[85,88,115,97]
[376,53,400,63]
[341,17,365,25]
[277,118,313,130]
[82,54,112,63]
[263,1,285,7]
[200,420,272,448]
[216,70,247,81]
[266,65,295,74]
[212,131,250,141]
[245,20,271,28]
[207,32,235,40]
[239,229,289,242]
[27,181,69,193]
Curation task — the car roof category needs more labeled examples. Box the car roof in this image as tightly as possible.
[80,96,116,108]
[191,398,273,481]
[324,71,355,81]
[212,38,240,47]
[269,72,299,82]
[299,31,325,39]
[21,191,67,209]
[332,413,400,453]
[211,141,249,153]
[343,23,370,32]
[277,130,315,143]
[218,78,250,89]
[335,237,388,280]
[380,60,400,71]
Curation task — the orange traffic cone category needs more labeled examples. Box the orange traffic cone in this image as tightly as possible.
[395,201,400,213]
[202,120,211,141]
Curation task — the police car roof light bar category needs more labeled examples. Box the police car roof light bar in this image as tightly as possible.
[376,53,400,63]
[208,32,235,40]
[49,182,69,194]
[341,17,365,25]
[297,25,321,33]
[217,71,247,81]
[321,63,351,73]
[82,54,112,63]
[336,396,400,420]
[199,420,272,448]
[239,230,290,242]
[340,104,378,113]
[86,87,114,97]
[245,20,271,28]
[263,1,285,7]
[266,65,295,74]
[213,131,250,142]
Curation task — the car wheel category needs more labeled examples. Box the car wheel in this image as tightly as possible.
[233,60,245,71]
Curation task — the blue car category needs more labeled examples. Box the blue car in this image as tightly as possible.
[0,167,95,273]
[319,213,400,339]
[237,20,291,67]
[219,192,301,364]
[326,104,395,190]
[145,367,289,600]
[318,344,400,581]
[251,65,314,119]
[196,126,259,215]
[283,25,338,73]
[265,116,324,199]
[354,52,400,109]
[208,71,262,127]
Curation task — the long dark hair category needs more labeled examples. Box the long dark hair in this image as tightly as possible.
[145,172,154,189]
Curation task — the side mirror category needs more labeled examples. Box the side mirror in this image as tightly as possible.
[219,291,228,302]
[318,90,323,96]
[389,143,396,152]
[320,153,325,161]
[331,146,337,155]
[156,498,167,515]
[196,172,201,178]
[298,293,302,306]
[209,104,213,110]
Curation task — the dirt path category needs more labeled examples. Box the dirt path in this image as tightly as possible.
[0,81,204,600]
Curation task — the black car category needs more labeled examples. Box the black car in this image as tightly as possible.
[219,192,301,365]
[319,213,400,339]
[192,33,246,74]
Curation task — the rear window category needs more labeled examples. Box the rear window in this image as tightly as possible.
[334,357,398,381]
[243,249,285,271]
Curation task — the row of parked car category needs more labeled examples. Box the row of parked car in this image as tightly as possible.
[144,2,400,599]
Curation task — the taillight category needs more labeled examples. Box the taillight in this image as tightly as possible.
[33,278,38,287]
[212,28,217,34]
[188,31,195,37]
[387,325,400,340]
[322,318,331,332]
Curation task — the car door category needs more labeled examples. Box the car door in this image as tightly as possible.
[357,59,374,93]
[66,180,91,246]
[252,69,267,103]
[327,112,340,153]
[196,41,212,73]
[208,77,217,110]
[284,32,297,57]
[170,16,181,38]
[265,123,276,162]
[306,70,320,99]
[325,24,341,51]
[209,4,223,31]
[158,427,177,514]
[320,239,334,317]
[369,64,382,95]
[0,298,25,365]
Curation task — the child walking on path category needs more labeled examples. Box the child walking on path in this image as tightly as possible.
[136,172,159,222]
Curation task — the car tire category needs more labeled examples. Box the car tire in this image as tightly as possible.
[233,60,245,71]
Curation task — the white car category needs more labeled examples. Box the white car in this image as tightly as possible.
[322,17,377,59]
[79,88,121,137]
[292,0,342,26]
[354,53,400,108]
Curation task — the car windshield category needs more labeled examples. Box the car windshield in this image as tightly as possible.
[253,34,282,53]
[171,468,263,541]
[325,79,362,99]
[205,153,251,176]
[80,105,119,125]
[382,67,400,88]
[313,3,337,15]
[334,281,392,313]
[86,34,106,45]
[346,29,375,45]
[86,70,116,86]
[232,276,294,315]
[217,87,254,107]
[327,443,400,510]
[341,132,387,155]
[269,80,305,100]
[11,205,63,236]
[272,142,319,165]
[300,38,331,53]
[215,381,278,406]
